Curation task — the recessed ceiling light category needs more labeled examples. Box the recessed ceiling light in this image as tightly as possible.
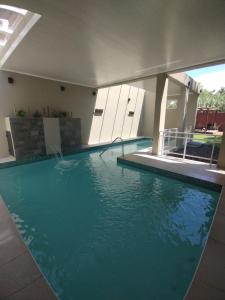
[0,39,7,47]
[0,19,13,34]
[0,5,41,66]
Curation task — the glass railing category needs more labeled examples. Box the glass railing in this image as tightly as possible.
[160,129,222,165]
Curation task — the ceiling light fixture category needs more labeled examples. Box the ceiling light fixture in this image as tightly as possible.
[0,19,13,34]
[0,5,27,15]
[0,5,41,66]
[0,40,6,47]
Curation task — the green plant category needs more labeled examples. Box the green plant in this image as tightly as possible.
[198,87,225,111]
[17,110,26,117]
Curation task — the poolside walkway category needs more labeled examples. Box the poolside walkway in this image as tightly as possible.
[118,148,225,300]
[0,198,58,300]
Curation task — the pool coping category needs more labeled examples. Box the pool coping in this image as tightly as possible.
[0,197,59,300]
[184,187,225,300]
[117,155,222,191]
[118,152,225,300]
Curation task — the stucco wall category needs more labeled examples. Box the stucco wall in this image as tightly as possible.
[165,108,179,129]
[129,78,156,138]
[88,85,145,144]
[0,71,145,158]
[139,90,156,137]
[185,92,198,131]
[0,70,96,158]
[165,92,199,131]
[165,93,184,130]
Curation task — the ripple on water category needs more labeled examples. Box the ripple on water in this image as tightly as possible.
[0,140,219,300]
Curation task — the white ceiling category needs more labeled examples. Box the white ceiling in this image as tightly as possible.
[130,77,184,96]
[1,0,225,87]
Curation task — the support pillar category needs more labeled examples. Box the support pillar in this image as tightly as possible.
[185,92,199,132]
[218,126,225,169]
[152,74,168,155]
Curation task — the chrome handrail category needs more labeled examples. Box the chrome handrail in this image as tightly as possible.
[99,137,124,157]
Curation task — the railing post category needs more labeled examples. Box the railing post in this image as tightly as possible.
[168,129,171,148]
[175,128,178,148]
[183,133,188,160]
[122,141,124,157]
[161,131,165,156]
[210,136,215,166]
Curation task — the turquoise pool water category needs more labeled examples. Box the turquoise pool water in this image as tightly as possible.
[0,139,219,300]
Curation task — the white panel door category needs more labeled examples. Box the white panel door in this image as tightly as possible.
[111,85,130,140]
[88,88,109,144]
[121,86,139,139]
[99,86,121,143]
[130,89,145,138]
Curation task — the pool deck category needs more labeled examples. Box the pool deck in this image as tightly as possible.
[0,198,58,300]
[118,148,225,300]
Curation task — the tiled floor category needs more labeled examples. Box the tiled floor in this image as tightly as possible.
[118,148,225,300]
[0,198,58,300]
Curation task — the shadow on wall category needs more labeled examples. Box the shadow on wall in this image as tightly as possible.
[88,85,145,144]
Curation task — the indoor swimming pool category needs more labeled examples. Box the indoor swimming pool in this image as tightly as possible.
[0,139,219,300]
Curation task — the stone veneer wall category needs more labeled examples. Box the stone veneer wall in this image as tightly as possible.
[59,118,81,154]
[10,117,46,160]
[8,117,82,160]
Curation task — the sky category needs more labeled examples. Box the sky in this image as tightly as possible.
[187,63,225,92]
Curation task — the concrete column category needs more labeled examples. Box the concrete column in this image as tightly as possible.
[218,127,225,169]
[152,74,168,155]
[185,92,199,131]
[176,86,190,132]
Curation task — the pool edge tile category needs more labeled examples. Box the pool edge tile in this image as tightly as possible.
[0,198,58,300]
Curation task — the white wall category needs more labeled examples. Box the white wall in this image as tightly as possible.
[88,84,145,144]
[129,78,156,138]
[186,92,199,131]
[165,108,179,129]
[100,86,121,142]
[165,95,180,129]
[0,71,146,158]
[139,90,156,137]
[112,85,130,140]
[165,92,199,131]
[0,70,96,158]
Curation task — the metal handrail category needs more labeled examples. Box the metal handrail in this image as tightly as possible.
[99,137,124,157]
[163,130,220,138]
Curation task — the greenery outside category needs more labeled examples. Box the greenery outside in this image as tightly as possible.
[198,87,225,111]
[193,134,222,145]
